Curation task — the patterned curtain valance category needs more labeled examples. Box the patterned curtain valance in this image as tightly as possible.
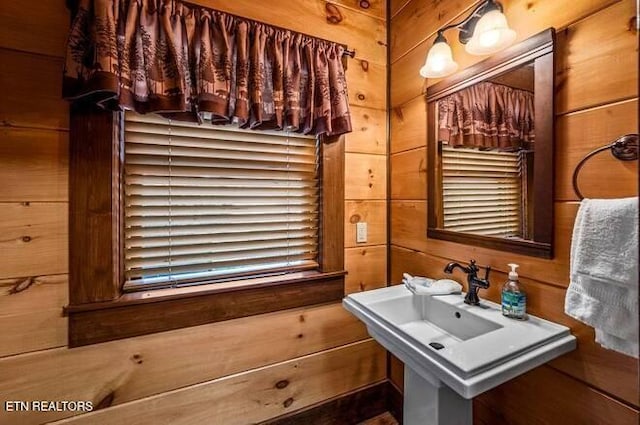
[63,0,353,137]
[437,81,534,151]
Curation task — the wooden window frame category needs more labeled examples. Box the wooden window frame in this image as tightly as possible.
[66,105,345,347]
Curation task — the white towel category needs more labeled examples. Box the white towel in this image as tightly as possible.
[564,197,639,358]
[403,273,462,296]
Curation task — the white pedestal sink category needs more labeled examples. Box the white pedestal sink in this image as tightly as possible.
[343,285,576,425]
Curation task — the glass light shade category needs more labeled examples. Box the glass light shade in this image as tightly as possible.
[465,9,516,56]
[420,41,459,79]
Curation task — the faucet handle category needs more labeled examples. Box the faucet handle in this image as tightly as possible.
[469,259,479,272]
[484,265,491,281]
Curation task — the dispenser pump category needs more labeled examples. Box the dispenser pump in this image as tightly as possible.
[502,263,526,320]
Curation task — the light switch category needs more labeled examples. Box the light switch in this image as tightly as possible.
[356,222,368,243]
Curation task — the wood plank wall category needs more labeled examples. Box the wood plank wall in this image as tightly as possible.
[389,0,639,423]
[0,1,388,424]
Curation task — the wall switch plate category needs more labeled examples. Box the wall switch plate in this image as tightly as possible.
[356,222,367,243]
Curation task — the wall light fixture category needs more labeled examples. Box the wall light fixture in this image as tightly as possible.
[420,0,516,79]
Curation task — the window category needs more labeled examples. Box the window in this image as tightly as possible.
[440,146,528,238]
[123,113,320,291]
[66,108,345,347]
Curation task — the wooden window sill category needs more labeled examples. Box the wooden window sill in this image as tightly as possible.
[65,270,346,347]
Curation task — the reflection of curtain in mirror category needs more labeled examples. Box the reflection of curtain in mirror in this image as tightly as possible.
[438,81,534,151]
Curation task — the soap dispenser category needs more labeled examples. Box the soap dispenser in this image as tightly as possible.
[502,263,527,320]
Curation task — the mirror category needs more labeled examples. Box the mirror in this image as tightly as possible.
[426,29,555,258]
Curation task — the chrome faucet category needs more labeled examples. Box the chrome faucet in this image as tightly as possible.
[444,260,491,306]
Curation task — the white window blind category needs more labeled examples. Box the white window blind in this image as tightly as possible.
[441,146,523,237]
[123,112,320,291]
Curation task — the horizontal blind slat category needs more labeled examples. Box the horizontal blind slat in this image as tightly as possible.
[126,213,317,226]
[126,144,316,164]
[126,229,318,249]
[125,186,318,197]
[126,176,318,188]
[126,256,318,281]
[126,249,317,276]
[441,146,522,237]
[125,219,318,237]
[126,164,316,179]
[127,238,318,259]
[125,154,317,172]
[125,130,316,152]
[125,195,319,207]
[126,205,318,216]
[123,111,320,288]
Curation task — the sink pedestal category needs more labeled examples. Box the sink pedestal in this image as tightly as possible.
[404,368,471,425]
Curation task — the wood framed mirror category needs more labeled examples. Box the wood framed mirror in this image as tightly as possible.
[426,28,555,259]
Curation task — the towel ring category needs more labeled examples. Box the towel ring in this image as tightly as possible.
[572,134,638,200]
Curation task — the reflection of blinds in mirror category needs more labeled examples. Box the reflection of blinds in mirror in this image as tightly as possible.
[123,112,320,291]
[441,146,522,237]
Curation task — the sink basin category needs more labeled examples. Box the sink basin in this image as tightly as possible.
[343,284,576,402]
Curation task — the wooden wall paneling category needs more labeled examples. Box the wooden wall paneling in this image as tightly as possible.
[0,202,68,279]
[0,0,69,58]
[390,201,578,286]
[390,0,480,63]
[45,340,386,425]
[555,0,638,114]
[476,366,639,425]
[390,0,621,107]
[473,399,505,425]
[390,200,428,253]
[390,40,429,107]
[191,0,387,66]
[390,147,426,199]
[0,303,370,425]
[550,324,640,408]
[389,354,404,390]
[0,303,67,357]
[389,245,639,406]
[390,244,456,284]
[345,200,388,247]
[556,98,638,201]
[390,95,427,154]
[345,245,387,294]
[262,382,390,425]
[389,0,410,18]
[551,202,579,276]
[347,59,388,110]
[0,274,67,316]
[345,153,387,200]
[327,0,386,20]
[0,128,68,202]
[0,49,67,130]
[346,106,387,155]
[0,274,67,357]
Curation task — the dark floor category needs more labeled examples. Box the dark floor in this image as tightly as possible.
[358,412,399,425]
